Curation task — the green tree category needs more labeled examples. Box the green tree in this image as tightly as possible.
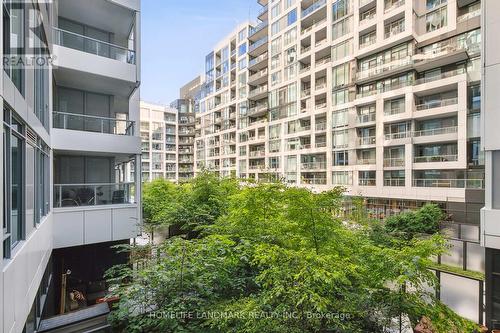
[109,178,478,333]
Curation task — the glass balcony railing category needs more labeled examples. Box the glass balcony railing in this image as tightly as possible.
[53,112,135,135]
[415,97,458,111]
[249,36,269,53]
[301,162,327,170]
[302,0,327,18]
[54,182,135,208]
[383,158,405,167]
[359,179,376,186]
[53,28,136,64]
[413,126,458,137]
[249,21,268,37]
[413,179,483,189]
[413,154,458,163]
[384,178,405,187]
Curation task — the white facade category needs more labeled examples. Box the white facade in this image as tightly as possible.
[140,101,178,182]
[195,0,483,218]
[1,0,141,331]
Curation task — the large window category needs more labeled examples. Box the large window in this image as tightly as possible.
[332,0,349,21]
[331,39,352,61]
[287,9,297,26]
[34,5,49,130]
[2,108,50,258]
[426,6,447,32]
[3,0,25,94]
[331,63,350,89]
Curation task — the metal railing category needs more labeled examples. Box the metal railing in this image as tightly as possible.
[315,122,327,131]
[301,176,327,185]
[54,182,135,208]
[249,85,268,98]
[384,0,405,12]
[414,70,463,85]
[357,56,413,80]
[414,154,458,163]
[53,27,136,64]
[413,179,484,189]
[53,112,135,136]
[413,126,458,137]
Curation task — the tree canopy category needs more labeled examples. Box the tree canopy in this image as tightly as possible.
[107,176,479,333]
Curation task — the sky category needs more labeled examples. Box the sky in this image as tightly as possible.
[141,0,259,105]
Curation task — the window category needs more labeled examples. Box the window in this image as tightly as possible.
[331,63,350,89]
[238,58,247,70]
[238,43,247,56]
[271,37,282,56]
[384,170,405,187]
[285,0,296,9]
[332,109,348,128]
[269,140,281,153]
[332,17,351,40]
[332,150,349,166]
[426,0,446,10]
[332,130,348,148]
[287,9,297,26]
[332,171,352,185]
[332,88,350,106]
[3,0,25,94]
[426,6,447,32]
[271,3,281,19]
[269,157,280,169]
[332,0,349,21]
[331,39,352,61]
[238,28,247,42]
[271,21,281,36]
[284,27,297,45]
[360,30,376,47]
[34,9,49,130]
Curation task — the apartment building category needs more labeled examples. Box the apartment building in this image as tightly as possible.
[195,0,485,324]
[1,0,141,332]
[140,101,178,182]
[480,0,500,329]
[172,76,202,181]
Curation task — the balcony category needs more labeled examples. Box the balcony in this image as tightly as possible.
[249,53,268,70]
[359,179,376,186]
[414,70,463,86]
[384,23,405,39]
[360,35,377,49]
[249,36,269,56]
[358,158,376,165]
[384,132,410,140]
[384,179,405,187]
[53,27,135,64]
[413,179,483,189]
[415,97,458,111]
[413,126,458,137]
[383,157,405,167]
[357,113,376,124]
[53,112,134,135]
[358,136,376,145]
[249,21,268,41]
[301,176,327,185]
[302,0,327,18]
[301,88,311,98]
[249,68,268,85]
[384,0,405,13]
[301,162,327,170]
[51,112,140,154]
[315,122,327,131]
[248,85,268,100]
[414,155,458,163]
[249,150,266,157]
[357,56,413,81]
[248,103,268,117]
[54,182,135,208]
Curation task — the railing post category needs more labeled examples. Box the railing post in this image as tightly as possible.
[101,118,104,133]
[63,113,67,129]
[94,186,98,205]
[59,186,62,208]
